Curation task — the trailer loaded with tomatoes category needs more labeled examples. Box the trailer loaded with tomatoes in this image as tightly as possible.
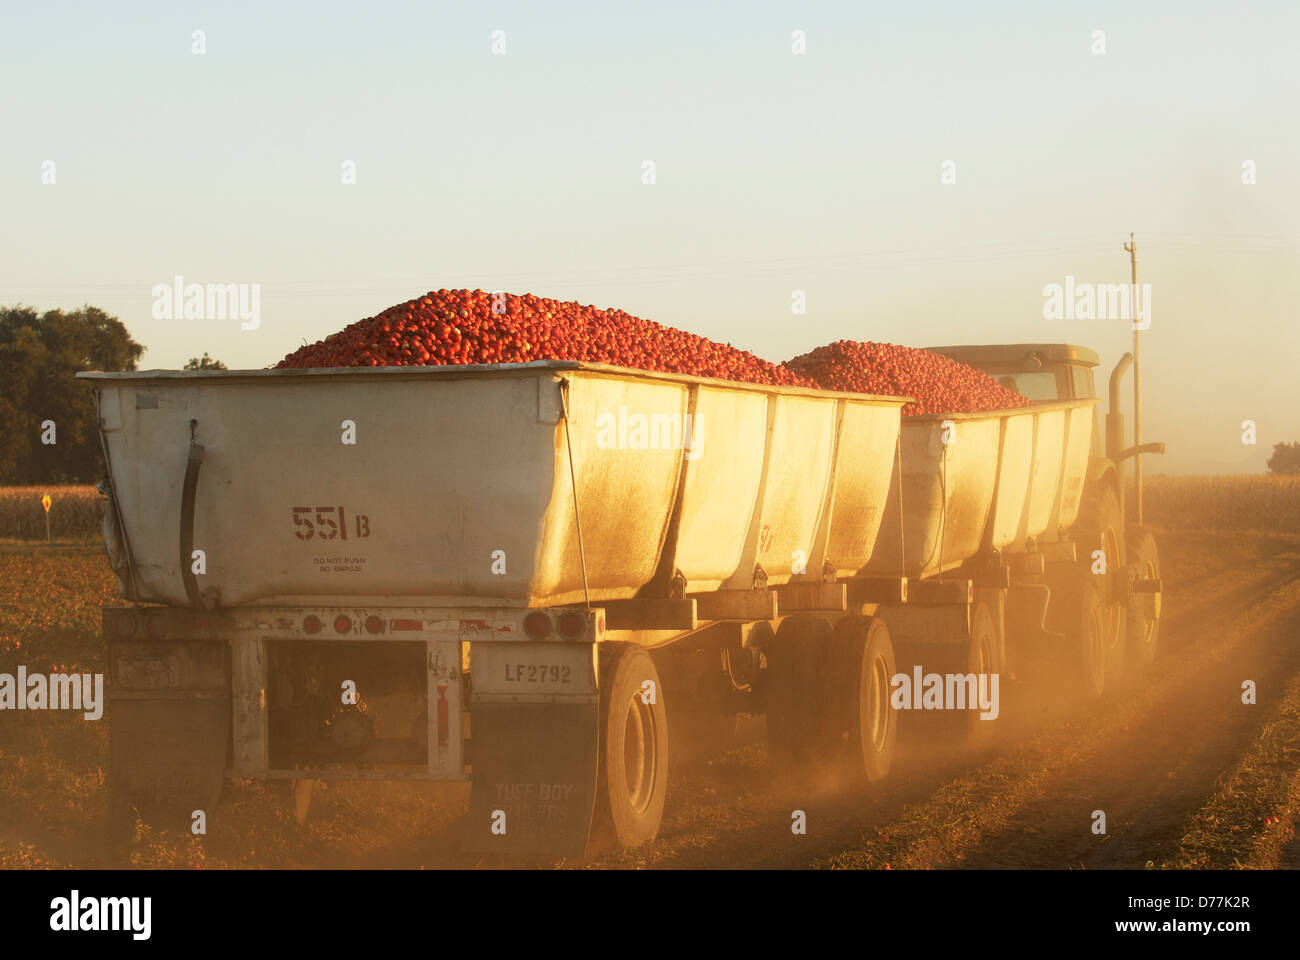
[79,293,1163,856]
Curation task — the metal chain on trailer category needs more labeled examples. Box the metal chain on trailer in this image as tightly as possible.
[94,389,143,606]
[938,434,948,582]
[895,431,905,577]
[558,379,592,612]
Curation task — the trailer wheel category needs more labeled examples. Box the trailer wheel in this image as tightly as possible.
[831,616,897,785]
[1077,484,1127,683]
[1126,528,1162,665]
[964,601,1000,749]
[1072,579,1107,698]
[765,616,803,770]
[765,615,833,774]
[891,601,1001,753]
[592,643,669,849]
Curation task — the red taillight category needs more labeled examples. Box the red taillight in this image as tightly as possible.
[333,615,352,635]
[145,611,166,638]
[111,611,137,637]
[365,615,384,635]
[523,611,551,639]
[303,615,323,635]
[557,610,585,639]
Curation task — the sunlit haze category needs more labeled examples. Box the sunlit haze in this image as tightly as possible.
[2,1,1297,472]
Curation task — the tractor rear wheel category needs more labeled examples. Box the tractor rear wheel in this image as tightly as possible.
[1058,578,1106,699]
[1076,484,1127,685]
[964,601,1000,749]
[1126,528,1162,665]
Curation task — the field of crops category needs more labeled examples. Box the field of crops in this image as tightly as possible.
[0,486,103,541]
[1,476,1294,542]
[1141,474,1300,533]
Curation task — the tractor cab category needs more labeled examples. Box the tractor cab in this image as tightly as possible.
[926,343,1164,506]
[929,341,1166,672]
[927,343,1103,457]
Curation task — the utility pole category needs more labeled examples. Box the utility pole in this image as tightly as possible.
[1123,233,1142,526]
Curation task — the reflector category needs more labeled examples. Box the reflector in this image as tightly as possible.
[523,611,551,639]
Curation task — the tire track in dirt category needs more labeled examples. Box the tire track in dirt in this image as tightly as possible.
[583,740,986,869]
[1164,661,1300,869]
[843,542,1300,870]
[954,576,1300,868]
[849,539,1300,870]
[1278,783,1300,868]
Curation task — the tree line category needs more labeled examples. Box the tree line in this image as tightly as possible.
[1,302,1298,482]
[1,304,224,483]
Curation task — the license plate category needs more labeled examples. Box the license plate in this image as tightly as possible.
[115,655,181,690]
[470,642,596,702]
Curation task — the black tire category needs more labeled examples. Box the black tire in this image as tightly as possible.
[1076,483,1127,684]
[830,616,898,785]
[765,615,834,775]
[592,643,669,849]
[892,602,1000,752]
[1069,579,1107,698]
[964,600,1001,749]
[1126,528,1162,665]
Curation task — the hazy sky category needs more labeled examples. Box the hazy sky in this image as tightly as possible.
[2,1,1297,473]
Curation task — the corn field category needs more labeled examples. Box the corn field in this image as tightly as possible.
[0,486,104,540]
[1,475,1294,543]
[1140,474,1300,534]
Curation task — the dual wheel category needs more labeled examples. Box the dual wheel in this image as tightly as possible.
[1126,527,1162,666]
[765,614,898,787]
[1073,485,1164,695]
[1048,573,1108,699]
[591,617,903,849]
[591,642,669,851]
[890,602,1001,752]
[1076,485,1129,690]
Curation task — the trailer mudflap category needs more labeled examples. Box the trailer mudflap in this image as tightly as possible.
[463,702,598,857]
[109,696,230,826]
[107,638,231,830]
[463,638,600,856]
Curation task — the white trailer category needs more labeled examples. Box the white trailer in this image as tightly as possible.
[79,359,1102,856]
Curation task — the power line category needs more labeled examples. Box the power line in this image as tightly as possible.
[3,234,1295,303]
